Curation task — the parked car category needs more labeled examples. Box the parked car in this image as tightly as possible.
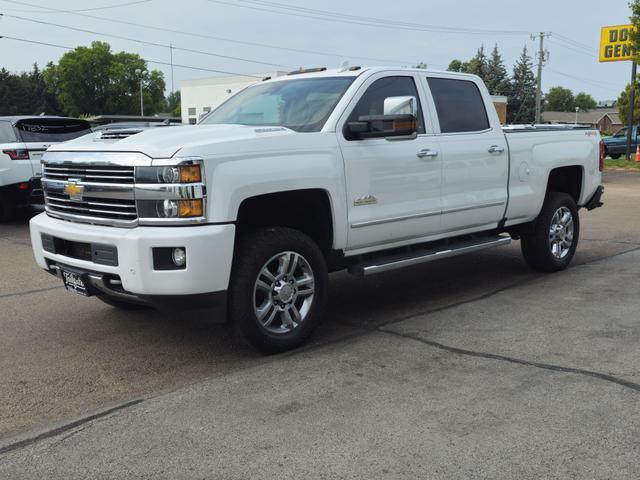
[30,67,604,353]
[0,116,92,221]
[602,126,638,159]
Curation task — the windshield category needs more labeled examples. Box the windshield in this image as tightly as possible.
[200,77,355,132]
[15,119,92,143]
[614,128,628,138]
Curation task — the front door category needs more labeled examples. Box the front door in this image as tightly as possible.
[338,73,442,251]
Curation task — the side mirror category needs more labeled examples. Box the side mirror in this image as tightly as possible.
[345,96,418,140]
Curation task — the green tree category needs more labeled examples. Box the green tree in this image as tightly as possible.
[44,41,166,117]
[0,64,62,116]
[413,62,428,69]
[574,92,597,111]
[166,90,181,117]
[546,86,575,111]
[617,78,640,123]
[630,0,640,51]
[484,44,510,96]
[447,59,466,72]
[508,46,537,124]
[466,45,488,81]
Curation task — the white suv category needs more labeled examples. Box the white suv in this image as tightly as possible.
[0,116,92,221]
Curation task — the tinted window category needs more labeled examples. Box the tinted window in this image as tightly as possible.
[202,77,355,133]
[614,128,627,137]
[347,76,425,135]
[15,119,92,142]
[427,78,490,133]
[0,121,17,144]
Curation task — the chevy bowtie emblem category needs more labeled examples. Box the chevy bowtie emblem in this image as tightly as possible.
[63,182,84,201]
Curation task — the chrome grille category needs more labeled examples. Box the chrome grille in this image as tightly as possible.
[43,164,135,184]
[42,162,137,227]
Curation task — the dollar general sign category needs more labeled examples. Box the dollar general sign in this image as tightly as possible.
[600,24,637,62]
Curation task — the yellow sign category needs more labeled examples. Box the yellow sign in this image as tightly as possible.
[600,24,637,62]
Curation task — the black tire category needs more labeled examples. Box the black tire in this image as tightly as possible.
[520,192,580,272]
[0,197,14,223]
[228,227,328,354]
[609,153,621,160]
[96,295,150,310]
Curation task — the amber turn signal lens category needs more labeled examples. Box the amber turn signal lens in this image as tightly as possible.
[178,199,203,217]
[179,165,202,183]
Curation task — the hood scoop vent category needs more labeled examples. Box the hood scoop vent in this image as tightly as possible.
[95,129,144,141]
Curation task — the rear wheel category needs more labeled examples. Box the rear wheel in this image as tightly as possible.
[229,227,327,354]
[520,192,580,272]
[609,153,621,160]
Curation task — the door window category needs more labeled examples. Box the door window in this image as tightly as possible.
[0,121,17,144]
[427,77,490,133]
[346,76,425,137]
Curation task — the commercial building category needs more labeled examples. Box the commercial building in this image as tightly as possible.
[180,72,286,124]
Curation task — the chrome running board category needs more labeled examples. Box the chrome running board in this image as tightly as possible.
[348,235,512,277]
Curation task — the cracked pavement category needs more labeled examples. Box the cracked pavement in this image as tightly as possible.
[1,171,639,478]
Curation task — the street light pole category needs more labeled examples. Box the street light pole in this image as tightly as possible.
[575,107,579,124]
[135,69,146,117]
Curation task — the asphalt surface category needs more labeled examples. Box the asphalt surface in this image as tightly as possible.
[0,171,639,478]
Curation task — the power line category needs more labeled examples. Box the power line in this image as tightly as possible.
[207,0,535,36]
[546,67,621,90]
[548,38,597,58]
[0,13,296,69]
[0,0,152,13]
[0,0,420,66]
[0,35,263,77]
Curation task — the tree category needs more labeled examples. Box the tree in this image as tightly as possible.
[630,0,640,51]
[508,46,537,124]
[412,62,428,69]
[0,64,62,116]
[166,90,181,117]
[574,92,597,111]
[447,59,466,72]
[617,78,640,124]
[466,45,488,81]
[546,86,575,111]
[484,44,510,96]
[44,41,166,117]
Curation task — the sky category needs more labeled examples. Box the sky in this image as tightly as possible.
[0,0,633,102]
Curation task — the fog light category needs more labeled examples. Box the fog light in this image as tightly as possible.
[158,199,179,217]
[172,247,186,267]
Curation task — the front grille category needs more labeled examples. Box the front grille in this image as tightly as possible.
[42,163,137,226]
[43,164,135,184]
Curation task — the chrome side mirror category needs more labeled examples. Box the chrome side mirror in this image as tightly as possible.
[384,96,418,116]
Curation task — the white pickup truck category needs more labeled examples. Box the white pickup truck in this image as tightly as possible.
[30,67,604,353]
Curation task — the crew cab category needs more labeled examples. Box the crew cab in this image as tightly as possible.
[29,67,604,353]
[602,125,638,159]
[0,116,92,221]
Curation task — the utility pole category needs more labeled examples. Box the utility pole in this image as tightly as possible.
[169,44,175,93]
[532,32,551,124]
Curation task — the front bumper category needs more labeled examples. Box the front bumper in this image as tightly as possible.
[30,212,235,297]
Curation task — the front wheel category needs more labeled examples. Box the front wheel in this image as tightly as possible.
[228,227,328,354]
[520,192,580,272]
[0,197,14,223]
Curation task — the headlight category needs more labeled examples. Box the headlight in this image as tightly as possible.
[136,164,202,184]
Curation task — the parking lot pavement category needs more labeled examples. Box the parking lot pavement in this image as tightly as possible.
[0,172,639,478]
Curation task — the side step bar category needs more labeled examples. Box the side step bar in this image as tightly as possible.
[348,235,512,277]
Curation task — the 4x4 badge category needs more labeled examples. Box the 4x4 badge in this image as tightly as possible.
[353,195,377,206]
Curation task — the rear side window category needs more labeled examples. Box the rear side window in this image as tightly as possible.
[347,76,425,135]
[15,119,92,142]
[0,121,17,143]
[427,78,490,133]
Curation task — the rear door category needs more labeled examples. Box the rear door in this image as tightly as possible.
[423,75,508,234]
[14,118,92,177]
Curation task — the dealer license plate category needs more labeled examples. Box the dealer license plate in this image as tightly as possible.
[61,269,90,296]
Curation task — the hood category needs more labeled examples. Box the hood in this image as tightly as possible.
[48,124,297,159]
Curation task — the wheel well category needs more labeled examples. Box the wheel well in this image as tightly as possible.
[236,189,334,256]
[546,166,583,203]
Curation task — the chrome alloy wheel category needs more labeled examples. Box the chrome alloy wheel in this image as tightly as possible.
[549,206,574,259]
[252,251,315,334]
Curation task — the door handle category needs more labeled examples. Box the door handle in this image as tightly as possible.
[488,145,505,154]
[417,149,438,158]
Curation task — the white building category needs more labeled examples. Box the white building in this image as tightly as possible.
[180,71,287,124]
